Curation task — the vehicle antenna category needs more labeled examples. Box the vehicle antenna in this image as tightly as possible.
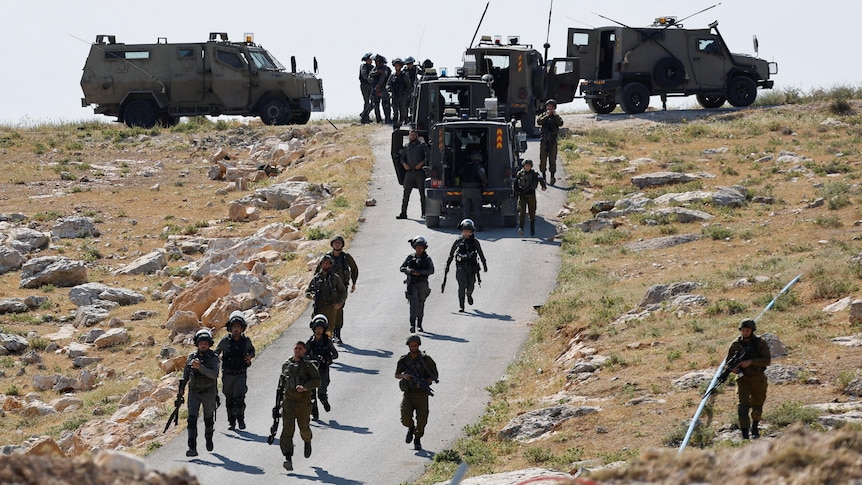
[69,33,166,94]
[566,16,595,29]
[677,2,722,25]
[543,0,553,64]
[417,24,426,57]
[468,1,490,49]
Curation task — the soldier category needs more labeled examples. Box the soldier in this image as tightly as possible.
[305,254,347,343]
[397,129,429,220]
[727,319,771,440]
[215,310,255,431]
[314,235,359,344]
[513,159,547,237]
[388,58,413,129]
[445,219,488,313]
[395,334,439,451]
[458,146,487,231]
[177,328,220,457]
[537,99,564,185]
[404,56,420,88]
[306,314,338,420]
[359,52,375,124]
[276,341,321,471]
[400,235,435,333]
[369,54,392,124]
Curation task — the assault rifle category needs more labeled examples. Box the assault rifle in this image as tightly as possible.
[405,369,439,397]
[267,389,283,445]
[163,396,182,433]
[705,347,751,398]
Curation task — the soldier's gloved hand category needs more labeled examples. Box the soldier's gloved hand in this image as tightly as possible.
[175,396,184,407]
[483,264,488,273]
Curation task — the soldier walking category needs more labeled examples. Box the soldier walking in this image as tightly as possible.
[513,159,547,236]
[315,235,358,344]
[400,235,435,333]
[397,129,429,220]
[306,314,338,420]
[369,54,392,124]
[177,329,220,457]
[305,254,347,343]
[444,219,488,313]
[395,335,439,451]
[537,99,564,185]
[276,341,321,471]
[215,311,255,431]
[727,319,771,439]
[388,58,413,129]
[359,52,374,124]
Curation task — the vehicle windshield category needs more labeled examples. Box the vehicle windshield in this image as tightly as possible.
[247,48,285,71]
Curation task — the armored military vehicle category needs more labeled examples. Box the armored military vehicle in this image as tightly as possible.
[461,35,579,135]
[567,17,778,114]
[80,32,324,127]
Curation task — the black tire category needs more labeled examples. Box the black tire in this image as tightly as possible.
[696,94,726,109]
[653,57,686,88]
[587,97,617,114]
[292,111,311,125]
[259,98,291,125]
[425,215,439,228]
[621,83,650,114]
[159,115,180,127]
[726,77,757,107]
[123,100,158,128]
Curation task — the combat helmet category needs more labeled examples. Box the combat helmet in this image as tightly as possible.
[194,328,214,345]
[458,219,475,231]
[227,310,248,330]
[739,319,756,332]
[330,235,345,248]
[405,56,416,64]
[374,54,387,63]
[406,334,422,345]
[362,52,373,61]
[320,254,335,264]
[310,314,329,331]
[392,57,404,66]
[409,235,428,248]
[545,98,558,107]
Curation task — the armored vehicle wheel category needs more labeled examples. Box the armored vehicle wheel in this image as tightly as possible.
[159,115,180,127]
[621,83,650,114]
[587,98,616,114]
[123,100,158,128]
[696,94,726,109]
[292,111,311,124]
[259,98,291,125]
[425,215,440,228]
[726,77,757,107]
[653,57,686,88]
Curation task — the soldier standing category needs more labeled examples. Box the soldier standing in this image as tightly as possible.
[359,52,375,124]
[177,329,220,457]
[315,235,358,344]
[276,341,321,471]
[537,99,564,185]
[513,159,547,237]
[458,147,487,230]
[400,236,435,333]
[397,129,429,220]
[727,319,771,439]
[444,219,488,313]
[369,54,392,124]
[388,58,413,129]
[306,314,338,420]
[395,334,439,451]
[404,56,420,112]
[305,254,347,342]
[215,311,255,431]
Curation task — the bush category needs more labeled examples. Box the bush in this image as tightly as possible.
[764,401,820,428]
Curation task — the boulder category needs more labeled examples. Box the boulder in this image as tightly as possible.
[93,328,129,348]
[0,246,25,274]
[114,250,167,275]
[168,274,230,318]
[6,227,50,253]
[51,216,100,239]
[20,256,88,289]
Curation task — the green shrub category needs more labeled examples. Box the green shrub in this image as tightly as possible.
[763,401,820,428]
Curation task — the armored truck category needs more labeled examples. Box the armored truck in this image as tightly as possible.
[567,18,777,114]
[461,35,579,135]
[80,32,324,127]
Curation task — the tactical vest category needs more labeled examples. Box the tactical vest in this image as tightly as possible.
[220,336,251,371]
[187,350,218,392]
[306,336,335,366]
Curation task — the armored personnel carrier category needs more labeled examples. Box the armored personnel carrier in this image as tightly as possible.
[80,32,324,127]
[568,17,777,114]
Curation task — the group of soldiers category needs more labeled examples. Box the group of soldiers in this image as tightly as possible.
[359,52,433,128]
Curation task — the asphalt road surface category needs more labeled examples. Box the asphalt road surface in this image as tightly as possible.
[147,126,567,484]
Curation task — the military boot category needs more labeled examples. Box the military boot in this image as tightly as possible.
[304,440,312,458]
[751,421,760,439]
[186,417,198,457]
[409,319,416,333]
[417,316,424,332]
[236,398,246,429]
[283,453,293,471]
[321,395,331,412]
[405,426,415,443]
[204,419,215,452]
[312,399,320,421]
[414,436,422,450]
[741,427,750,440]
[226,398,236,430]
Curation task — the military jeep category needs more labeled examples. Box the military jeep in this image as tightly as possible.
[567,18,778,114]
[80,32,324,127]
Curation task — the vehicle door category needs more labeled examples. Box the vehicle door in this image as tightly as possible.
[546,57,580,104]
[567,28,600,81]
[687,32,730,90]
[209,45,251,109]
[170,44,205,102]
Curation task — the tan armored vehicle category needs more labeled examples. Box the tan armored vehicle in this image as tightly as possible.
[567,17,778,114]
[80,32,324,127]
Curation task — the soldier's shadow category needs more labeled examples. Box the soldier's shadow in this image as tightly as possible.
[338,345,393,359]
[194,452,266,474]
[330,361,380,375]
[314,418,371,435]
[289,466,363,484]
[419,331,468,343]
[225,429,268,444]
[456,309,513,321]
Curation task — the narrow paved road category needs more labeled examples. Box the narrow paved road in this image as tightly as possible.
[147,126,567,483]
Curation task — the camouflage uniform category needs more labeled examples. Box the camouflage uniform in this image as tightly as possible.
[277,352,321,460]
[395,345,438,450]
[726,330,770,438]
[305,266,347,338]
[314,245,358,342]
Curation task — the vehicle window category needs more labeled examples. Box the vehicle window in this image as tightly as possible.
[217,49,245,69]
[552,60,577,75]
[178,48,195,58]
[481,55,510,72]
[698,39,720,54]
[571,32,589,47]
[247,49,278,70]
[105,50,150,60]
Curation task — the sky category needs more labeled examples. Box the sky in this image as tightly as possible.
[3,0,860,125]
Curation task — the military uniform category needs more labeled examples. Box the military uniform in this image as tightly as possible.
[306,331,338,419]
[315,246,358,343]
[400,247,434,333]
[215,330,255,430]
[445,233,487,312]
[458,151,487,227]
[179,340,220,456]
[398,134,429,219]
[513,164,547,236]
[305,267,347,338]
[388,62,413,129]
[277,352,321,462]
[359,54,374,123]
[726,327,771,438]
[369,56,392,123]
[395,345,438,450]
[537,108,563,184]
